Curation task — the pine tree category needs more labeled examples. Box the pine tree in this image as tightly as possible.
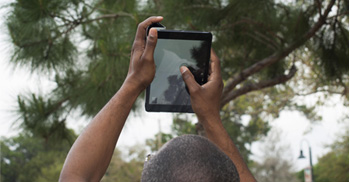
[142,0,348,159]
[5,0,349,163]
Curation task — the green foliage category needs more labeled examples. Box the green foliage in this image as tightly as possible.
[310,7,349,80]
[36,158,65,182]
[149,0,299,78]
[3,0,349,179]
[145,115,197,152]
[6,0,348,130]
[297,128,349,182]
[7,0,78,71]
[313,129,349,182]
[17,94,76,146]
[145,0,348,92]
[220,92,272,160]
[101,146,147,182]
[171,115,197,136]
[146,132,174,152]
[142,1,348,162]
[1,132,76,182]
[8,0,142,119]
[296,170,304,182]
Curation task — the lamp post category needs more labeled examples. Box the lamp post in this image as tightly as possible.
[298,139,314,182]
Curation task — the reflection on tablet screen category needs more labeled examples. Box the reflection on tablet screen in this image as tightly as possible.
[149,39,208,106]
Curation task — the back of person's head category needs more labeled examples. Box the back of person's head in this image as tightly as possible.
[141,134,240,182]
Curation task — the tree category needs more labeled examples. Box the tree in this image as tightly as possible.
[250,128,300,182]
[1,131,76,182]
[297,128,349,182]
[145,0,348,102]
[145,115,197,152]
[144,0,348,162]
[101,145,147,182]
[313,126,348,182]
[4,0,348,164]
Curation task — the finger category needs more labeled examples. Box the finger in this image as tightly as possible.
[210,49,220,73]
[180,66,201,93]
[141,28,158,62]
[209,49,222,81]
[133,16,163,48]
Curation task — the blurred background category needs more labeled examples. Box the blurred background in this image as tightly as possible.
[0,0,348,181]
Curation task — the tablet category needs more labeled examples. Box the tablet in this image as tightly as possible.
[145,30,212,113]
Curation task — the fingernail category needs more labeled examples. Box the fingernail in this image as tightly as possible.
[149,28,157,37]
[180,66,187,74]
[157,16,163,19]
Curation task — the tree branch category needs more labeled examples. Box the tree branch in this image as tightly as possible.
[82,0,104,17]
[182,4,220,10]
[218,18,285,44]
[44,96,70,118]
[315,0,322,18]
[327,11,349,19]
[241,17,285,44]
[295,89,344,96]
[43,41,53,60]
[245,31,278,51]
[16,11,134,52]
[81,12,135,25]
[221,65,297,107]
[221,0,336,106]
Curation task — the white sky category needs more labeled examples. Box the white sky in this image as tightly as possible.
[0,0,348,172]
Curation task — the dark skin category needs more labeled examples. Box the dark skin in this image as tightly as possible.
[59,16,256,182]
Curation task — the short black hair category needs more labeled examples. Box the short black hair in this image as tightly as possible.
[141,134,240,182]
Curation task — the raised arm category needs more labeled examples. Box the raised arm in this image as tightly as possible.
[180,50,257,182]
[59,16,163,182]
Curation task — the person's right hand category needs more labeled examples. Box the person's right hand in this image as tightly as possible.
[180,49,223,121]
[125,16,163,92]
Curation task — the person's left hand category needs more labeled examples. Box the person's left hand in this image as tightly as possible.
[125,16,163,92]
[180,49,223,121]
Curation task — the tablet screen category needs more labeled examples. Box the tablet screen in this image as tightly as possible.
[146,31,212,113]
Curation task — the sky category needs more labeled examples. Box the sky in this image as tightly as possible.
[0,0,348,172]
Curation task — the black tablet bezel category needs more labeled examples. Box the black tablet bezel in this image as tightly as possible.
[145,30,212,113]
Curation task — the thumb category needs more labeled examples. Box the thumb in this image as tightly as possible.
[180,66,200,93]
[142,28,158,62]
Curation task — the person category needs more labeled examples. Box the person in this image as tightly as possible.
[59,16,257,182]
